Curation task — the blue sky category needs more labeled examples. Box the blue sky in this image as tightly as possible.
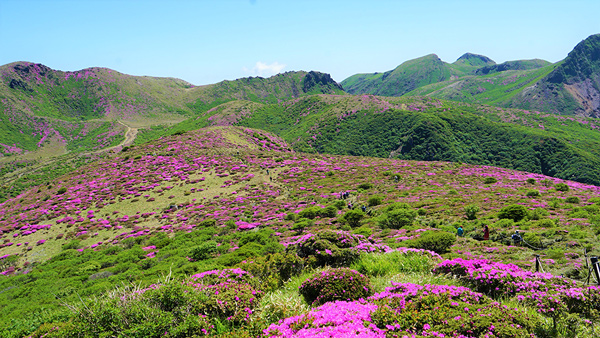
[1,0,599,85]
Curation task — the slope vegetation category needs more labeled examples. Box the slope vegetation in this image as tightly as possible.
[1,126,599,337]
[142,95,600,186]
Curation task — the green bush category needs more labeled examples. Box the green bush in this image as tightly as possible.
[409,231,456,254]
[298,206,320,219]
[483,177,497,184]
[565,196,580,204]
[237,252,305,290]
[341,209,365,228]
[351,227,373,238]
[319,205,338,218]
[555,183,570,192]
[464,204,480,220]
[528,208,549,220]
[525,190,540,197]
[189,241,218,261]
[56,187,67,195]
[367,195,383,207]
[287,230,362,267]
[299,268,372,306]
[498,204,528,222]
[358,182,373,190]
[377,208,417,229]
[526,178,536,184]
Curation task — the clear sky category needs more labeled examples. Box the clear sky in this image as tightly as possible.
[1,0,599,85]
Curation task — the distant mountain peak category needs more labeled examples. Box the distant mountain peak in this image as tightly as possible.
[454,53,495,67]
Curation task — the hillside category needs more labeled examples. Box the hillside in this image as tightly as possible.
[139,95,600,186]
[342,34,600,117]
[512,33,600,117]
[1,126,599,337]
[0,62,344,156]
[341,54,460,96]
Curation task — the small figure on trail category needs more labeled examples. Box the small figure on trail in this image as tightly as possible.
[394,175,399,183]
[361,205,366,212]
[457,226,464,237]
[348,202,353,209]
[511,230,522,246]
[266,169,269,175]
[483,225,490,241]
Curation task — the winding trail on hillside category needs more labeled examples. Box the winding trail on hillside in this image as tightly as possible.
[2,121,139,184]
[108,121,139,151]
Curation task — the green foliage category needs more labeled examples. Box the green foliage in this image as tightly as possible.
[236,252,305,291]
[350,251,435,277]
[525,189,540,197]
[299,268,372,306]
[358,182,374,190]
[555,183,570,192]
[464,204,480,220]
[56,187,67,195]
[565,196,580,204]
[189,241,218,261]
[483,177,498,184]
[526,178,536,184]
[377,207,417,229]
[498,204,528,222]
[408,231,456,254]
[367,195,383,207]
[341,209,365,228]
[287,230,362,268]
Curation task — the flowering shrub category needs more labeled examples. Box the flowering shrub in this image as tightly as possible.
[299,268,372,306]
[433,258,600,324]
[264,301,384,337]
[236,252,305,291]
[371,286,541,338]
[199,281,263,324]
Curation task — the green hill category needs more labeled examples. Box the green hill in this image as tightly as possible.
[0,62,344,156]
[138,95,600,186]
[342,34,600,117]
[341,54,460,96]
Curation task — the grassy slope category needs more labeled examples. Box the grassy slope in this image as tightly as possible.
[0,63,344,156]
[341,54,460,96]
[1,126,599,336]
[140,95,600,186]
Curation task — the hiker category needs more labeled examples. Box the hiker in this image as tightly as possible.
[361,205,366,212]
[348,202,353,209]
[483,225,490,241]
[394,175,399,183]
[511,230,522,246]
[457,226,464,237]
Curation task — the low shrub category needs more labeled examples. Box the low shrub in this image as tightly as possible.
[483,177,497,184]
[189,241,218,261]
[555,183,569,192]
[367,195,383,207]
[498,204,528,222]
[464,204,479,220]
[299,268,372,306]
[340,209,365,228]
[565,196,580,204]
[358,182,373,190]
[525,189,540,197]
[377,206,417,229]
[408,231,455,254]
